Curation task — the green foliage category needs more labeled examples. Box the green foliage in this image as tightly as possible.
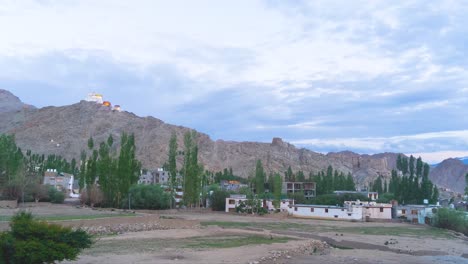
[376,193,395,203]
[287,191,306,204]
[168,132,178,200]
[182,131,201,207]
[465,173,468,196]
[273,173,282,208]
[310,167,355,195]
[213,168,246,184]
[47,187,65,204]
[79,132,141,208]
[235,198,268,215]
[431,208,468,236]
[285,166,294,182]
[125,185,170,210]
[0,211,92,264]
[1,134,77,201]
[255,160,265,195]
[392,155,438,204]
[210,189,229,211]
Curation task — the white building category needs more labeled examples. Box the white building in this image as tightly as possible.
[288,201,392,221]
[345,201,392,220]
[288,204,363,221]
[84,93,104,104]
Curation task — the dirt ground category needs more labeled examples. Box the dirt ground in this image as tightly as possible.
[1,204,468,264]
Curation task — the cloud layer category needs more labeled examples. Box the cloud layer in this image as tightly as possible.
[1,0,467,163]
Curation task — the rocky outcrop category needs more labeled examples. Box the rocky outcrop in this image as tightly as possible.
[0,90,402,187]
[0,89,35,113]
[430,158,468,193]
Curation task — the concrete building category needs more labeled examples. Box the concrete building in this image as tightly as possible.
[345,201,392,221]
[137,168,182,186]
[282,182,316,199]
[43,169,79,198]
[394,205,440,224]
[288,200,392,221]
[288,204,363,221]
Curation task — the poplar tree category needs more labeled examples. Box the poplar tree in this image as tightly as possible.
[255,159,265,195]
[273,173,282,208]
[168,132,178,192]
[182,131,200,207]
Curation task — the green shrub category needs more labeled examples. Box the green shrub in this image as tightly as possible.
[125,185,170,210]
[432,208,468,235]
[210,189,229,211]
[48,187,65,204]
[0,211,93,264]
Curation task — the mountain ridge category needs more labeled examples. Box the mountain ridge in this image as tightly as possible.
[0,89,457,191]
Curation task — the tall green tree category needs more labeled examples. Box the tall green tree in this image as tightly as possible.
[273,173,282,208]
[465,173,468,197]
[285,166,294,182]
[182,131,201,207]
[255,159,265,195]
[116,133,141,207]
[168,132,178,194]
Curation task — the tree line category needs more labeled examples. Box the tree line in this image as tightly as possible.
[78,133,141,208]
[370,154,439,204]
[0,134,75,202]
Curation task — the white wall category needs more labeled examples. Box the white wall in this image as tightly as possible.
[288,205,363,221]
[363,206,392,220]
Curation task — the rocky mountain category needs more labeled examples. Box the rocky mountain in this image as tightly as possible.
[430,158,468,193]
[0,89,405,187]
[0,89,35,113]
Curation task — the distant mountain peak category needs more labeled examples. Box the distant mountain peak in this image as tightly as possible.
[0,89,35,113]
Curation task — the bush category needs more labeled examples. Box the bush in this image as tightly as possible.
[432,208,468,235]
[125,185,170,210]
[48,187,65,204]
[79,185,104,207]
[27,184,49,203]
[0,211,93,264]
[210,189,229,211]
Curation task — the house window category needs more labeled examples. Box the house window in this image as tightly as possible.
[380,207,384,213]
[325,208,329,213]
[229,200,235,204]
[334,215,338,218]
[348,213,352,216]
[402,209,406,214]
[411,210,418,215]
[310,208,314,212]
[294,207,298,211]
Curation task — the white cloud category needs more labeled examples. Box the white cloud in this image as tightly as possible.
[408,151,468,164]
[291,130,468,153]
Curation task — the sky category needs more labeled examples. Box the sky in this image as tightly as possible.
[1,0,467,164]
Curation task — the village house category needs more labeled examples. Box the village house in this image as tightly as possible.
[282,181,316,199]
[288,200,392,221]
[394,204,440,224]
[43,169,79,198]
[345,201,392,221]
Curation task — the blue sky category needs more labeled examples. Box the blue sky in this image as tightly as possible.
[1,0,467,163]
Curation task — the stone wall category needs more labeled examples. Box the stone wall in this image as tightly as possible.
[0,200,18,208]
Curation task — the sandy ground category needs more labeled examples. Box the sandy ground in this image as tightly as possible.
[2,204,468,264]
